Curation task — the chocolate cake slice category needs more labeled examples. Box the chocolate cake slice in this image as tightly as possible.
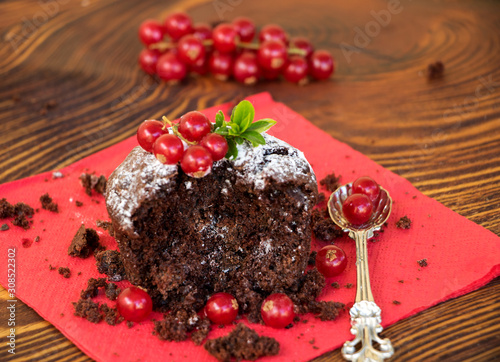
[105,134,317,311]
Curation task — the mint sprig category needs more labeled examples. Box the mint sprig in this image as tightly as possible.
[213,100,276,159]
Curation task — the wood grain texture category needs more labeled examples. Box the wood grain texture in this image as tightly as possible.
[0,0,499,361]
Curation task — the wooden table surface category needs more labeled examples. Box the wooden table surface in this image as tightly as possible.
[1,0,499,360]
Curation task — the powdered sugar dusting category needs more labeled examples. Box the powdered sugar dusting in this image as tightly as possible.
[106,134,316,232]
[233,133,316,190]
[106,147,177,232]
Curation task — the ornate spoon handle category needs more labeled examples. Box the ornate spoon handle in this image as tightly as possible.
[341,230,394,362]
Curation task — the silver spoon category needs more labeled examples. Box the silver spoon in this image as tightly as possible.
[328,183,394,362]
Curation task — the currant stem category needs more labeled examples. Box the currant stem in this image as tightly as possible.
[149,42,176,51]
[161,116,197,145]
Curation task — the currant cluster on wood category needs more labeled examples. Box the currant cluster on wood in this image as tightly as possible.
[138,12,335,85]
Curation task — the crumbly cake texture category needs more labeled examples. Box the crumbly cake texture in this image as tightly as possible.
[68,224,100,258]
[204,324,280,362]
[106,134,318,313]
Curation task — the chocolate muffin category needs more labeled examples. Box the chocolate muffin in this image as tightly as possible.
[105,134,317,311]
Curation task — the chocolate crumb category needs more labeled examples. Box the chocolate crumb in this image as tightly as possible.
[68,224,100,258]
[40,193,59,213]
[58,267,71,278]
[49,264,55,270]
[100,304,121,326]
[313,346,320,350]
[79,173,107,196]
[60,313,64,317]
[77,272,82,276]
[75,201,84,207]
[96,220,114,236]
[80,277,107,299]
[95,249,125,281]
[105,283,121,301]
[427,61,444,80]
[309,338,315,345]
[0,198,15,218]
[345,283,354,289]
[398,280,404,283]
[316,192,326,205]
[392,300,401,305]
[73,298,102,323]
[34,236,40,242]
[285,323,293,329]
[13,214,30,230]
[319,173,341,192]
[1,223,9,231]
[311,209,343,241]
[331,282,340,289]
[417,259,428,267]
[308,251,317,266]
[204,324,279,361]
[155,309,211,345]
[127,321,134,328]
[396,216,411,229]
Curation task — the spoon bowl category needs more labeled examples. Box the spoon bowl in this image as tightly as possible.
[328,183,392,235]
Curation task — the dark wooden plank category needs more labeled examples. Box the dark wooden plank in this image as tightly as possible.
[0,0,499,360]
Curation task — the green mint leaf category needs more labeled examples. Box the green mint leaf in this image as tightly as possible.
[240,130,266,146]
[215,110,225,128]
[231,100,254,131]
[225,138,238,159]
[227,122,241,134]
[214,126,229,136]
[246,119,277,133]
[234,136,245,145]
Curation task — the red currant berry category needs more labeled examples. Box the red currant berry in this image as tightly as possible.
[156,52,187,82]
[180,145,213,178]
[164,12,193,41]
[258,24,288,44]
[117,286,153,322]
[200,133,228,161]
[137,120,167,153]
[190,54,210,76]
[232,17,255,42]
[290,37,314,59]
[212,23,239,53]
[177,34,206,65]
[261,293,294,329]
[138,49,160,75]
[283,55,308,84]
[205,292,239,325]
[193,23,212,41]
[233,52,260,85]
[178,111,212,142]
[316,245,347,278]
[342,193,373,225]
[352,176,380,204]
[138,19,164,46]
[261,68,281,81]
[153,134,184,164]
[257,40,287,71]
[209,51,234,81]
[310,50,334,80]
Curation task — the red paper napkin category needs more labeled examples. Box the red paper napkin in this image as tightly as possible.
[0,92,499,362]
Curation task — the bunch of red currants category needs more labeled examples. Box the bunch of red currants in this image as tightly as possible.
[138,12,335,85]
[137,111,228,178]
[342,176,381,226]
